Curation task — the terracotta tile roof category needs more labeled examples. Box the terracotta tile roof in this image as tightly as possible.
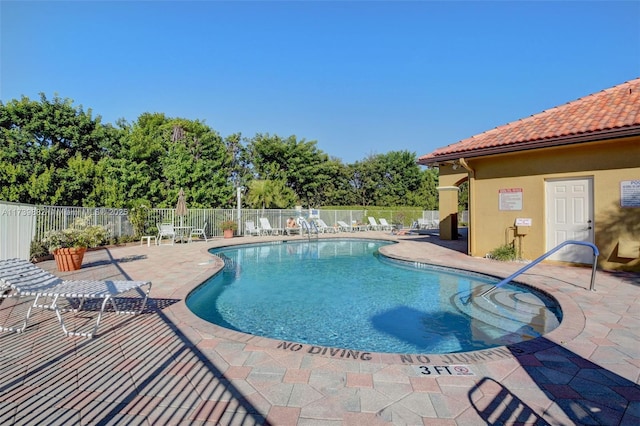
[418,78,640,164]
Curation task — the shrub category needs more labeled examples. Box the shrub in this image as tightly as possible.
[128,200,151,237]
[220,220,238,231]
[487,243,518,261]
[41,217,109,253]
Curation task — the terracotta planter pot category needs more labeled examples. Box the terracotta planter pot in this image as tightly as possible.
[223,229,234,239]
[53,247,87,271]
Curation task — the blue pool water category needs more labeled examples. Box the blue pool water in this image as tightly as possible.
[186,240,562,354]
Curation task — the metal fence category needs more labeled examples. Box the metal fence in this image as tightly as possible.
[0,201,467,260]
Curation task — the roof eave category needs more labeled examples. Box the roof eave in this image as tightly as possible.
[418,126,640,166]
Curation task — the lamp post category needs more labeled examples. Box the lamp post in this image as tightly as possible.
[236,186,243,233]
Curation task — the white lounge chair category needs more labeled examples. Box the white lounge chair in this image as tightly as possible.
[285,220,301,235]
[368,217,382,231]
[190,221,208,242]
[157,223,176,245]
[315,218,337,233]
[378,218,393,231]
[337,220,357,232]
[245,220,261,236]
[0,258,152,338]
[259,218,283,235]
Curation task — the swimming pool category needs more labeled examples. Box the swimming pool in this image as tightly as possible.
[186,239,562,354]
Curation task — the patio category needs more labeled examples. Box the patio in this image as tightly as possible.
[0,231,638,425]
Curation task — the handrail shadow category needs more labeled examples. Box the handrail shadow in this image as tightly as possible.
[468,377,551,425]
[467,337,639,425]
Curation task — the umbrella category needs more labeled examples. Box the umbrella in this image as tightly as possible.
[175,188,188,226]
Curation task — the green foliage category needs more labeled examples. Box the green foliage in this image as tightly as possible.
[0,93,447,211]
[41,217,109,253]
[0,94,119,205]
[128,200,151,237]
[245,179,297,209]
[219,220,238,231]
[488,243,518,261]
[458,181,469,213]
[30,240,50,260]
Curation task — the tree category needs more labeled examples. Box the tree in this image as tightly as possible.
[0,94,116,205]
[411,167,439,209]
[345,151,423,207]
[247,134,333,207]
[245,179,297,209]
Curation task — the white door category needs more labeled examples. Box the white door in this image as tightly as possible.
[546,178,594,264]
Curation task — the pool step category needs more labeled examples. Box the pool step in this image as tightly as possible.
[454,285,560,343]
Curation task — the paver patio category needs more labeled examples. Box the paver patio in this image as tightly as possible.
[0,231,638,425]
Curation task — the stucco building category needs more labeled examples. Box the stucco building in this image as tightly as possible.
[419,78,640,272]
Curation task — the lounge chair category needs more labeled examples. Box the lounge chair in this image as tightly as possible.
[337,220,355,232]
[244,220,261,236]
[339,220,367,232]
[0,258,152,338]
[259,218,283,235]
[368,217,382,231]
[315,218,337,233]
[157,223,176,245]
[190,221,208,242]
[378,218,393,231]
[285,222,301,235]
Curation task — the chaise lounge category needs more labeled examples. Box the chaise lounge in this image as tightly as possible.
[0,258,152,338]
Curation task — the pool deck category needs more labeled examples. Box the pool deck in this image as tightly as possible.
[1,231,639,425]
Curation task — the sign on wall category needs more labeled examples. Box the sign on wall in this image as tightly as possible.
[499,188,523,211]
[621,180,640,208]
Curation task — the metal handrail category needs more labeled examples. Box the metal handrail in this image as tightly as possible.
[298,218,319,241]
[304,220,319,241]
[477,240,600,299]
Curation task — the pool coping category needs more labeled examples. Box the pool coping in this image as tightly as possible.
[166,235,585,367]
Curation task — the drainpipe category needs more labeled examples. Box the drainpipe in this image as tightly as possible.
[458,158,475,256]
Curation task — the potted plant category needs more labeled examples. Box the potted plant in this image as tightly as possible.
[220,220,238,239]
[42,218,109,271]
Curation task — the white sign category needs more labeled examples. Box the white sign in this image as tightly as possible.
[621,180,640,208]
[515,218,532,226]
[499,188,523,211]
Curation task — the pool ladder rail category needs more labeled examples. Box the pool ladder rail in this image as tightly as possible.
[301,219,319,241]
[462,240,599,305]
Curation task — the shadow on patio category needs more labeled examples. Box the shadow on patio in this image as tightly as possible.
[0,296,269,424]
[0,248,270,425]
[468,338,639,424]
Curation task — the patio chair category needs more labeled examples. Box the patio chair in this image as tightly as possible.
[259,218,283,235]
[378,218,393,231]
[315,218,338,233]
[157,223,176,245]
[337,220,355,232]
[0,258,152,338]
[190,221,208,242]
[368,217,382,231]
[245,220,261,236]
[285,221,301,235]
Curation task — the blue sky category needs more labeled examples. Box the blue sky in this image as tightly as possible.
[2,1,639,164]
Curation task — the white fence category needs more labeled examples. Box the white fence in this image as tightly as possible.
[0,202,38,261]
[0,201,468,261]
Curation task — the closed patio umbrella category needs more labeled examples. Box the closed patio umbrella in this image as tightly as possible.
[175,188,188,226]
